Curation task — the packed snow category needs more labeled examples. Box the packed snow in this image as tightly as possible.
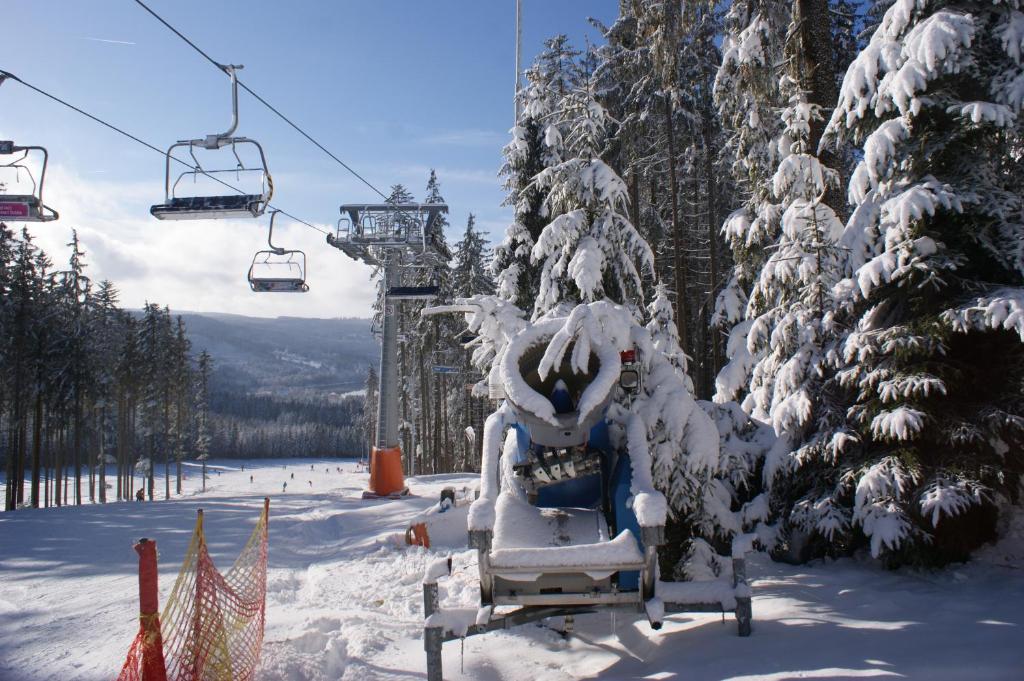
[1,458,1023,680]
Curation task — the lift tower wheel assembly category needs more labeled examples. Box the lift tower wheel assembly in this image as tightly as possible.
[328,203,449,499]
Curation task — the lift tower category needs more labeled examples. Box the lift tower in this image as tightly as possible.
[328,203,449,498]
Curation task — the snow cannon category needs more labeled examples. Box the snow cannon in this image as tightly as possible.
[424,316,753,681]
[462,320,662,616]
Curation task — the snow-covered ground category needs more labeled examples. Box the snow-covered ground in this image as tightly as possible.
[1,459,1022,681]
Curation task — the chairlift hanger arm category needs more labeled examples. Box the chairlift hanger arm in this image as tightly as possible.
[266,209,285,254]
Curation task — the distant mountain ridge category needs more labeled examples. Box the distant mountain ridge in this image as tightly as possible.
[174,312,378,397]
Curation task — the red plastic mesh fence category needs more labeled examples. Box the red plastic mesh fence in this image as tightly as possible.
[116,499,269,681]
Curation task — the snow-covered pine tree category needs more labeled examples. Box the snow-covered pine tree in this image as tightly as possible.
[712,0,790,404]
[418,170,457,472]
[820,0,1024,564]
[451,214,495,470]
[195,350,212,492]
[452,214,494,299]
[493,37,582,311]
[743,82,850,554]
[362,364,378,461]
[528,86,651,319]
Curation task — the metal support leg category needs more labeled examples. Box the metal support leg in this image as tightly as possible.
[733,556,752,637]
[425,626,444,681]
[424,581,444,680]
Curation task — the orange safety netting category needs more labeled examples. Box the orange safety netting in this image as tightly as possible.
[116,499,269,681]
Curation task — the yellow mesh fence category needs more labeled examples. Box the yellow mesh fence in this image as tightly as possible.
[116,499,269,681]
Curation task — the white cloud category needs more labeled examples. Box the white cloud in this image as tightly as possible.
[18,165,377,318]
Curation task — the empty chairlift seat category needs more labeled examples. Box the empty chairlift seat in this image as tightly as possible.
[150,138,272,220]
[0,140,59,222]
[153,190,269,221]
[247,210,308,292]
[150,65,272,221]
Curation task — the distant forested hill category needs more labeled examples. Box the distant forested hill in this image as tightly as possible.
[176,313,377,398]
[169,313,377,459]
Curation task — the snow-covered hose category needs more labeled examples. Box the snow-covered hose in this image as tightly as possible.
[468,402,513,532]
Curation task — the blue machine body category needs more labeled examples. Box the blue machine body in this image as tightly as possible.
[510,416,643,590]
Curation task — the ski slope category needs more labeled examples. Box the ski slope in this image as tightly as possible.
[1,459,1022,681]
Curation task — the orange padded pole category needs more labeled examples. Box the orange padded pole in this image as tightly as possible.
[134,538,168,681]
[367,446,407,497]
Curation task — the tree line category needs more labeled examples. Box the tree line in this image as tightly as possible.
[0,225,215,510]
[208,391,364,459]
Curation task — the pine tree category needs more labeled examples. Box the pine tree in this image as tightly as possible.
[817,0,1024,564]
[4,229,40,510]
[529,85,653,318]
[493,37,583,311]
[195,350,212,492]
[713,0,790,403]
[746,84,849,546]
[54,230,92,505]
[362,364,379,461]
[452,214,494,298]
[90,279,121,504]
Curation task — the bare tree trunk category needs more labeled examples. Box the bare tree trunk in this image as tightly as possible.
[176,392,184,495]
[57,426,65,506]
[30,393,42,507]
[164,398,171,500]
[629,167,640,233]
[665,96,688,353]
[73,393,82,505]
[704,116,721,396]
[99,406,107,504]
[44,423,51,508]
[795,0,840,207]
[441,380,450,473]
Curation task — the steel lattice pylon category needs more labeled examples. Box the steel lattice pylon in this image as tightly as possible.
[328,203,448,496]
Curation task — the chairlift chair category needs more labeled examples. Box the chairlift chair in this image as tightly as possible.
[0,140,59,222]
[248,210,308,292]
[151,65,272,220]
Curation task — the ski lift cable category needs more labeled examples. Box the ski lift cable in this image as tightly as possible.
[133,0,393,205]
[0,69,329,236]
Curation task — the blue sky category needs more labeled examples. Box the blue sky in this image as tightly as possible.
[2,1,616,317]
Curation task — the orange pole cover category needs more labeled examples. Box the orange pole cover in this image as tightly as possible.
[368,446,406,497]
